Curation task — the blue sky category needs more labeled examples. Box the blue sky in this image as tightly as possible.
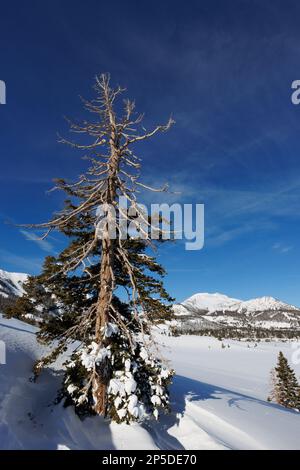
[1,0,300,304]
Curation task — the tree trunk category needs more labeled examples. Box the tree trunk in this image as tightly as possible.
[93,235,114,415]
[95,237,114,342]
[93,104,119,415]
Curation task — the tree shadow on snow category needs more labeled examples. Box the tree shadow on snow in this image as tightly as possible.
[142,374,299,450]
[0,322,36,335]
[142,375,221,450]
[30,369,117,450]
[1,363,116,450]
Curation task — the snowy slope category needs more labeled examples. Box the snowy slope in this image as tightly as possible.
[232,296,299,314]
[0,313,299,450]
[0,269,27,299]
[183,293,240,313]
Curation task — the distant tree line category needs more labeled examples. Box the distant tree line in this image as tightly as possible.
[171,325,300,341]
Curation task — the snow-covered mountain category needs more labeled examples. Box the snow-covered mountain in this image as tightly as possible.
[0,269,27,299]
[173,292,300,330]
[182,292,241,313]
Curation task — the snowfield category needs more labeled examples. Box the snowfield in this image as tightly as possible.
[0,314,299,450]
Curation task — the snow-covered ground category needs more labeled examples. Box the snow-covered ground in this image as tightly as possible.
[0,313,299,450]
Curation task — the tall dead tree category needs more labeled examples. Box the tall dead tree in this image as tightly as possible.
[24,74,175,421]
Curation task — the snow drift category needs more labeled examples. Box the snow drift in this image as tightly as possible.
[0,313,299,450]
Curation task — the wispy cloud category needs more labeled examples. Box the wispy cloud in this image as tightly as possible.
[129,172,300,248]
[208,220,277,247]
[0,249,43,273]
[20,229,54,252]
[0,175,53,184]
[272,242,293,254]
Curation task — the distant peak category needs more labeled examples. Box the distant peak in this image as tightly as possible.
[182,292,241,313]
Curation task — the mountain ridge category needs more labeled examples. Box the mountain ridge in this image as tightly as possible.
[174,292,300,331]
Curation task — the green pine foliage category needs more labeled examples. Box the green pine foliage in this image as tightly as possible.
[63,327,174,422]
[269,351,300,411]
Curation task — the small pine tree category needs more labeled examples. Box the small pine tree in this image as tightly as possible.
[269,351,300,411]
